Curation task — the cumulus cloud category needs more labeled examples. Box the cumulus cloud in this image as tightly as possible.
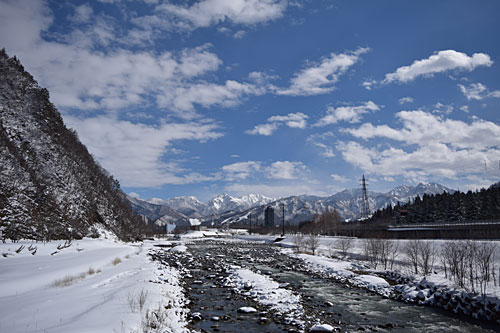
[382,50,492,84]
[0,1,266,118]
[154,0,287,30]
[65,115,223,187]
[315,101,379,126]
[340,111,500,181]
[246,112,308,135]
[275,48,369,96]
[458,82,500,100]
[399,96,414,104]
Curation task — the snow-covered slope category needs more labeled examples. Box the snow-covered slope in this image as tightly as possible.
[0,50,143,240]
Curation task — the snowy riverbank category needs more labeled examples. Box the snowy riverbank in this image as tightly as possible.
[0,235,188,333]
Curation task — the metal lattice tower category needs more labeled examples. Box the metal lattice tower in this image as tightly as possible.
[361,174,370,219]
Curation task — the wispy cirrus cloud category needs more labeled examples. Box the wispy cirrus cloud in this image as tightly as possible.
[275,48,369,96]
[246,112,308,135]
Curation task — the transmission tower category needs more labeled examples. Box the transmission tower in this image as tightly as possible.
[360,174,370,219]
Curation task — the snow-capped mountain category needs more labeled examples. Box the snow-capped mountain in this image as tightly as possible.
[198,183,454,225]
[159,193,275,218]
[153,196,206,218]
[129,193,275,227]
[129,183,453,227]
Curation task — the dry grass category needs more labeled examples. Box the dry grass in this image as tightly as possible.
[52,275,81,287]
[52,267,101,288]
[112,257,122,266]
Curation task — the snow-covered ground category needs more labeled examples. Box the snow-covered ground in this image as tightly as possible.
[0,234,188,333]
[2,230,499,332]
[239,234,500,298]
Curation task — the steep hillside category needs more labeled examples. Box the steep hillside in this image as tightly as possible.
[127,197,190,226]
[0,50,143,241]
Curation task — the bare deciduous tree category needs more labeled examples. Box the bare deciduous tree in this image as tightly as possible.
[418,241,436,276]
[293,233,305,253]
[337,237,354,260]
[404,239,421,275]
[306,234,320,255]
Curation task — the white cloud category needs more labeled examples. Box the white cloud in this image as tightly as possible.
[340,111,500,181]
[69,4,93,23]
[246,122,280,136]
[222,161,262,180]
[460,105,470,113]
[156,0,288,30]
[0,1,265,118]
[221,160,307,181]
[267,161,306,179]
[65,115,223,187]
[247,112,308,135]
[347,110,500,149]
[128,192,141,199]
[458,82,500,100]
[233,30,247,39]
[315,101,379,126]
[432,102,453,115]
[275,48,369,96]
[399,96,414,104]
[331,174,348,182]
[382,50,492,84]
[307,132,336,158]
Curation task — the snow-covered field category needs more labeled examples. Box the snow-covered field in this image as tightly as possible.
[0,234,188,333]
[2,230,499,332]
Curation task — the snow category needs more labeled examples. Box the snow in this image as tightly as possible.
[237,306,257,313]
[170,244,188,252]
[188,218,201,226]
[353,274,390,288]
[225,267,304,321]
[310,323,335,332]
[0,238,188,333]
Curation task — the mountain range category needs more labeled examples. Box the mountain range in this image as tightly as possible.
[128,182,454,227]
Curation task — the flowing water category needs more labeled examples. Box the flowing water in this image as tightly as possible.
[157,240,498,332]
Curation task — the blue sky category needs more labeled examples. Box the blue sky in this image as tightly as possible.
[1,0,500,201]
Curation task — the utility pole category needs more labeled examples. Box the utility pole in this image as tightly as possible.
[282,203,285,235]
[249,213,252,235]
[361,174,370,219]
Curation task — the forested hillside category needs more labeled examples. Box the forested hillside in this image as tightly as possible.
[0,50,143,241]
[370,182,500,224]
